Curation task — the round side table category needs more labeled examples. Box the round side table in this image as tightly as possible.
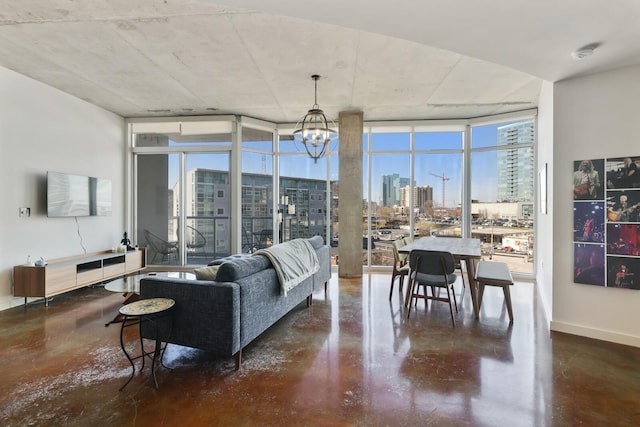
[118,297,175,391]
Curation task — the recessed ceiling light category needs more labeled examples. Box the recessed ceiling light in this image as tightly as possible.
[572,43,600,60]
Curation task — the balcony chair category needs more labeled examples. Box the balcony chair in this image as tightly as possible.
[186,225,207,254]
[242,226,257,253]
[144,229,178,264]
[389,237,411,300]
[406,249,458,327]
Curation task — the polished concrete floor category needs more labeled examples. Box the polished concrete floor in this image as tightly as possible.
[1,273,640,426]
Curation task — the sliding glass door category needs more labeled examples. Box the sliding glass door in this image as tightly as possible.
[133,122,233,266]
[184,153,231,264]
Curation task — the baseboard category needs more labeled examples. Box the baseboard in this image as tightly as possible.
[533,281,551,325]
[550,320,640,348]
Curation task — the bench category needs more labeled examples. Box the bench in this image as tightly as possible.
[475,261,514,323]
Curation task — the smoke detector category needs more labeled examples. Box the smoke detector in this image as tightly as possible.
[572,43,600,60]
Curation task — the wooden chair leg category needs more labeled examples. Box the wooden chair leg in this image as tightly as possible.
[404,278,415,309]
[451,284,458,312]
[406,279,417,318]
[445,285,455,328]
[478,283,486,307]
[389,274,396,300]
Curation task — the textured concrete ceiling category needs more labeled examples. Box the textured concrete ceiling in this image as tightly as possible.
[0,1,637,122]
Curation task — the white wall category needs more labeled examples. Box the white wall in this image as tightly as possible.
[536,80,554,322]
[551,64,640,346]
[0,66,125,310]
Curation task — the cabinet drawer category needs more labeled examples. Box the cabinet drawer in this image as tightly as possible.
[104,263,126,279]
[125,250,144,271]
[77,268,103,286]
[47,265,77,294]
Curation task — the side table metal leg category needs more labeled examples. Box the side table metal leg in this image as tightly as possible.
[119,315,136,391]
[151,330,161,389]
[159,319,173,371]
[139,318,146,371]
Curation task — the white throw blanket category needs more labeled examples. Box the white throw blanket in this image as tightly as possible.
[254,239,319,296]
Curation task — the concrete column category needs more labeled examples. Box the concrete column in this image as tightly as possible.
[338,111,363,278]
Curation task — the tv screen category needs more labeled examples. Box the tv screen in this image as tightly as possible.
[47,172,112,217]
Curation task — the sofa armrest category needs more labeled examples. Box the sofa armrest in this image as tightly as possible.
[139,277,241,356]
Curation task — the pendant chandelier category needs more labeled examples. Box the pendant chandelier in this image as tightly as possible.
[293,74,338,163]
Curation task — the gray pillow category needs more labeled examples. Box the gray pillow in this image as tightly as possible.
[194,265,220,280]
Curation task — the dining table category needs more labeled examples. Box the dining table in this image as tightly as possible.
[398,236,482,319]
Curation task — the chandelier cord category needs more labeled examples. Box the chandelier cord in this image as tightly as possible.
[313,74,319,109]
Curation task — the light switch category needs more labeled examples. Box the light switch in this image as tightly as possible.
[19,207,30,217]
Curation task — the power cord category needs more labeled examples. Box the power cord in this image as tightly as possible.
[75,216,87,254]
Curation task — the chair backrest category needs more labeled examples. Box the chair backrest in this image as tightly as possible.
[392,238,408,264]
[409,250,455,276]
[186,225,206,248]
[145,229,176,252]
[144,229,161,252]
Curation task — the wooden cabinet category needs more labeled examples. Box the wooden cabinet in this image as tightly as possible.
[13,248,146,303]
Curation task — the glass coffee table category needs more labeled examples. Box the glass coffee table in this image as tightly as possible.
[104,272,195,326]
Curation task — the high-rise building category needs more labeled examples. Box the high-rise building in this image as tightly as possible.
[380,174,410,206]
[497,121,535,202]
[174,168,331,253]
[415,185,434,212]
[400,185,433,212]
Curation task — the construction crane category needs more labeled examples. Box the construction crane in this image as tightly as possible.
[429,172,450,215]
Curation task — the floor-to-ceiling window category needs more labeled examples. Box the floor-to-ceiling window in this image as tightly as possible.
[360,115,535,276]
[278,127,337,249]
[413,129,464,239]
[470,117,535,275]
[363,125,464,268]
[131,118,233,266]
[241,126,274,252]
[367,129,411,267]
[129,112,535,275]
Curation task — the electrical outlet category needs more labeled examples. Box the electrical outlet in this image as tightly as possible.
[19,207,30,217]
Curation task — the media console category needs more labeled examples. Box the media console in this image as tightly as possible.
[13,248,146,306]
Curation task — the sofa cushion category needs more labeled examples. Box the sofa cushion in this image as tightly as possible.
[208,253,251,266]
[194,265,220,280]
[215,255,273,282]
[307,235,325,250]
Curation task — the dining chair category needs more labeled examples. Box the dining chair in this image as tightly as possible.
[436,235,466,289]
[389,237,411,300]
[406,249,458,327]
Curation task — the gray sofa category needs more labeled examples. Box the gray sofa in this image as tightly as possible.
[139,236,331,369]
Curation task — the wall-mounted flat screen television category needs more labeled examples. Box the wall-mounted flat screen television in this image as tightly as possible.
[47,171,112,217]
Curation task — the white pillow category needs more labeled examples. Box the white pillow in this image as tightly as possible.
[194,265,220,281]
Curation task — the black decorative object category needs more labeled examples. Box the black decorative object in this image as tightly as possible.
[121,232,133,251]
